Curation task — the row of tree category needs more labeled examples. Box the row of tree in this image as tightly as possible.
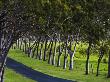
[0,0,110,82]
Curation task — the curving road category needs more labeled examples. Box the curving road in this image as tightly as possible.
[6,58,76,82]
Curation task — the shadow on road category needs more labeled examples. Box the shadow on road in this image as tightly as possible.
[6,58,76,82]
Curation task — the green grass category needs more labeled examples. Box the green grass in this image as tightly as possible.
[4,68,36,82]
[6,49,110,82]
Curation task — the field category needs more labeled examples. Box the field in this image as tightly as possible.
[4,68,36,82]
[4,48,110,82]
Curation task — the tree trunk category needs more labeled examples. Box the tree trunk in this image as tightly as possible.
[57,40,62,67]
[57,55,61,67]
[69,55,73,70]
[63,56,67,69]
[85,56,89,75]
[22,45,24,52]
[85,43,91,75]
[63,40,68,69]
[48,40,53,64]
[15,41,17,49]
[107,50,110,78]
[69,42,76,70]
[31,47,36,58]
[52,52,56,65]
[43,39,48,61]
[31,43,37,58]
[52,40,57,65]
[96,48,104,76]
[0,67,4,82]
[39,43,43,60]
[29,39,31,48]
[27,47,31,57]
[36,42,39,59]
[36,38,41,59]
[29,49,33,58]
[0,52,9,82]
[20,38,23,50]
[17,39,19,49]
[24,41,27,54]
[96,59,100,76]
[0,38,12,82]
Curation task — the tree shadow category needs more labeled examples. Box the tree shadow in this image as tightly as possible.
[6,58,76,82]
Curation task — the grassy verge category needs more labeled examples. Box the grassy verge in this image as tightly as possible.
[6,49,110,82]
[4,68,36,82]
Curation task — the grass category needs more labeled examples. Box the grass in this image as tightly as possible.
[5,49,110,82]
[4,68,36,82]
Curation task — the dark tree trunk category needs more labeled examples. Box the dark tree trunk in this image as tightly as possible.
[26,44,29,53]
[48,40,53,64]
[0,67,4,82]
[15,41,17,49]
[27,47,31,57]
[107,50,110,78]
[32,43,37,58]
[20,38,23,50]
[22,45,25,52]
[0,38,12,82]
[96,59,100,76]
[52,40,57,65]
[31,48,35,58]
[36,41,40,59]
[63,56,67,69]
[0,25,2,51]
[47,40,51,49]
[39,42,43,60]
[69,42,76,70]
[43,39,48,61]
[0,51,10,82]
[96,48,104,76]
[63,40,68,69]
[24,41,27,54]
[85,43,91,75]
[57,41,62,67]
[29,48,33,58]
[17,39,19,48]
[57,55,61,67]
[69,55,73,70]
[29,39,31,48]
[36,37,41,59]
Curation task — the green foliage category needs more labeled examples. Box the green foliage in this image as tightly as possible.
[0,1,2,8]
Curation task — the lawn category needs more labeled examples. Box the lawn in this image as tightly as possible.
[4,68,36,82]
[5,49,110,82]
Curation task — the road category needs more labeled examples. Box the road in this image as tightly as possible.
[6,58,76,82]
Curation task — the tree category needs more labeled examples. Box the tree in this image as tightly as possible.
[0,0,38,81]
